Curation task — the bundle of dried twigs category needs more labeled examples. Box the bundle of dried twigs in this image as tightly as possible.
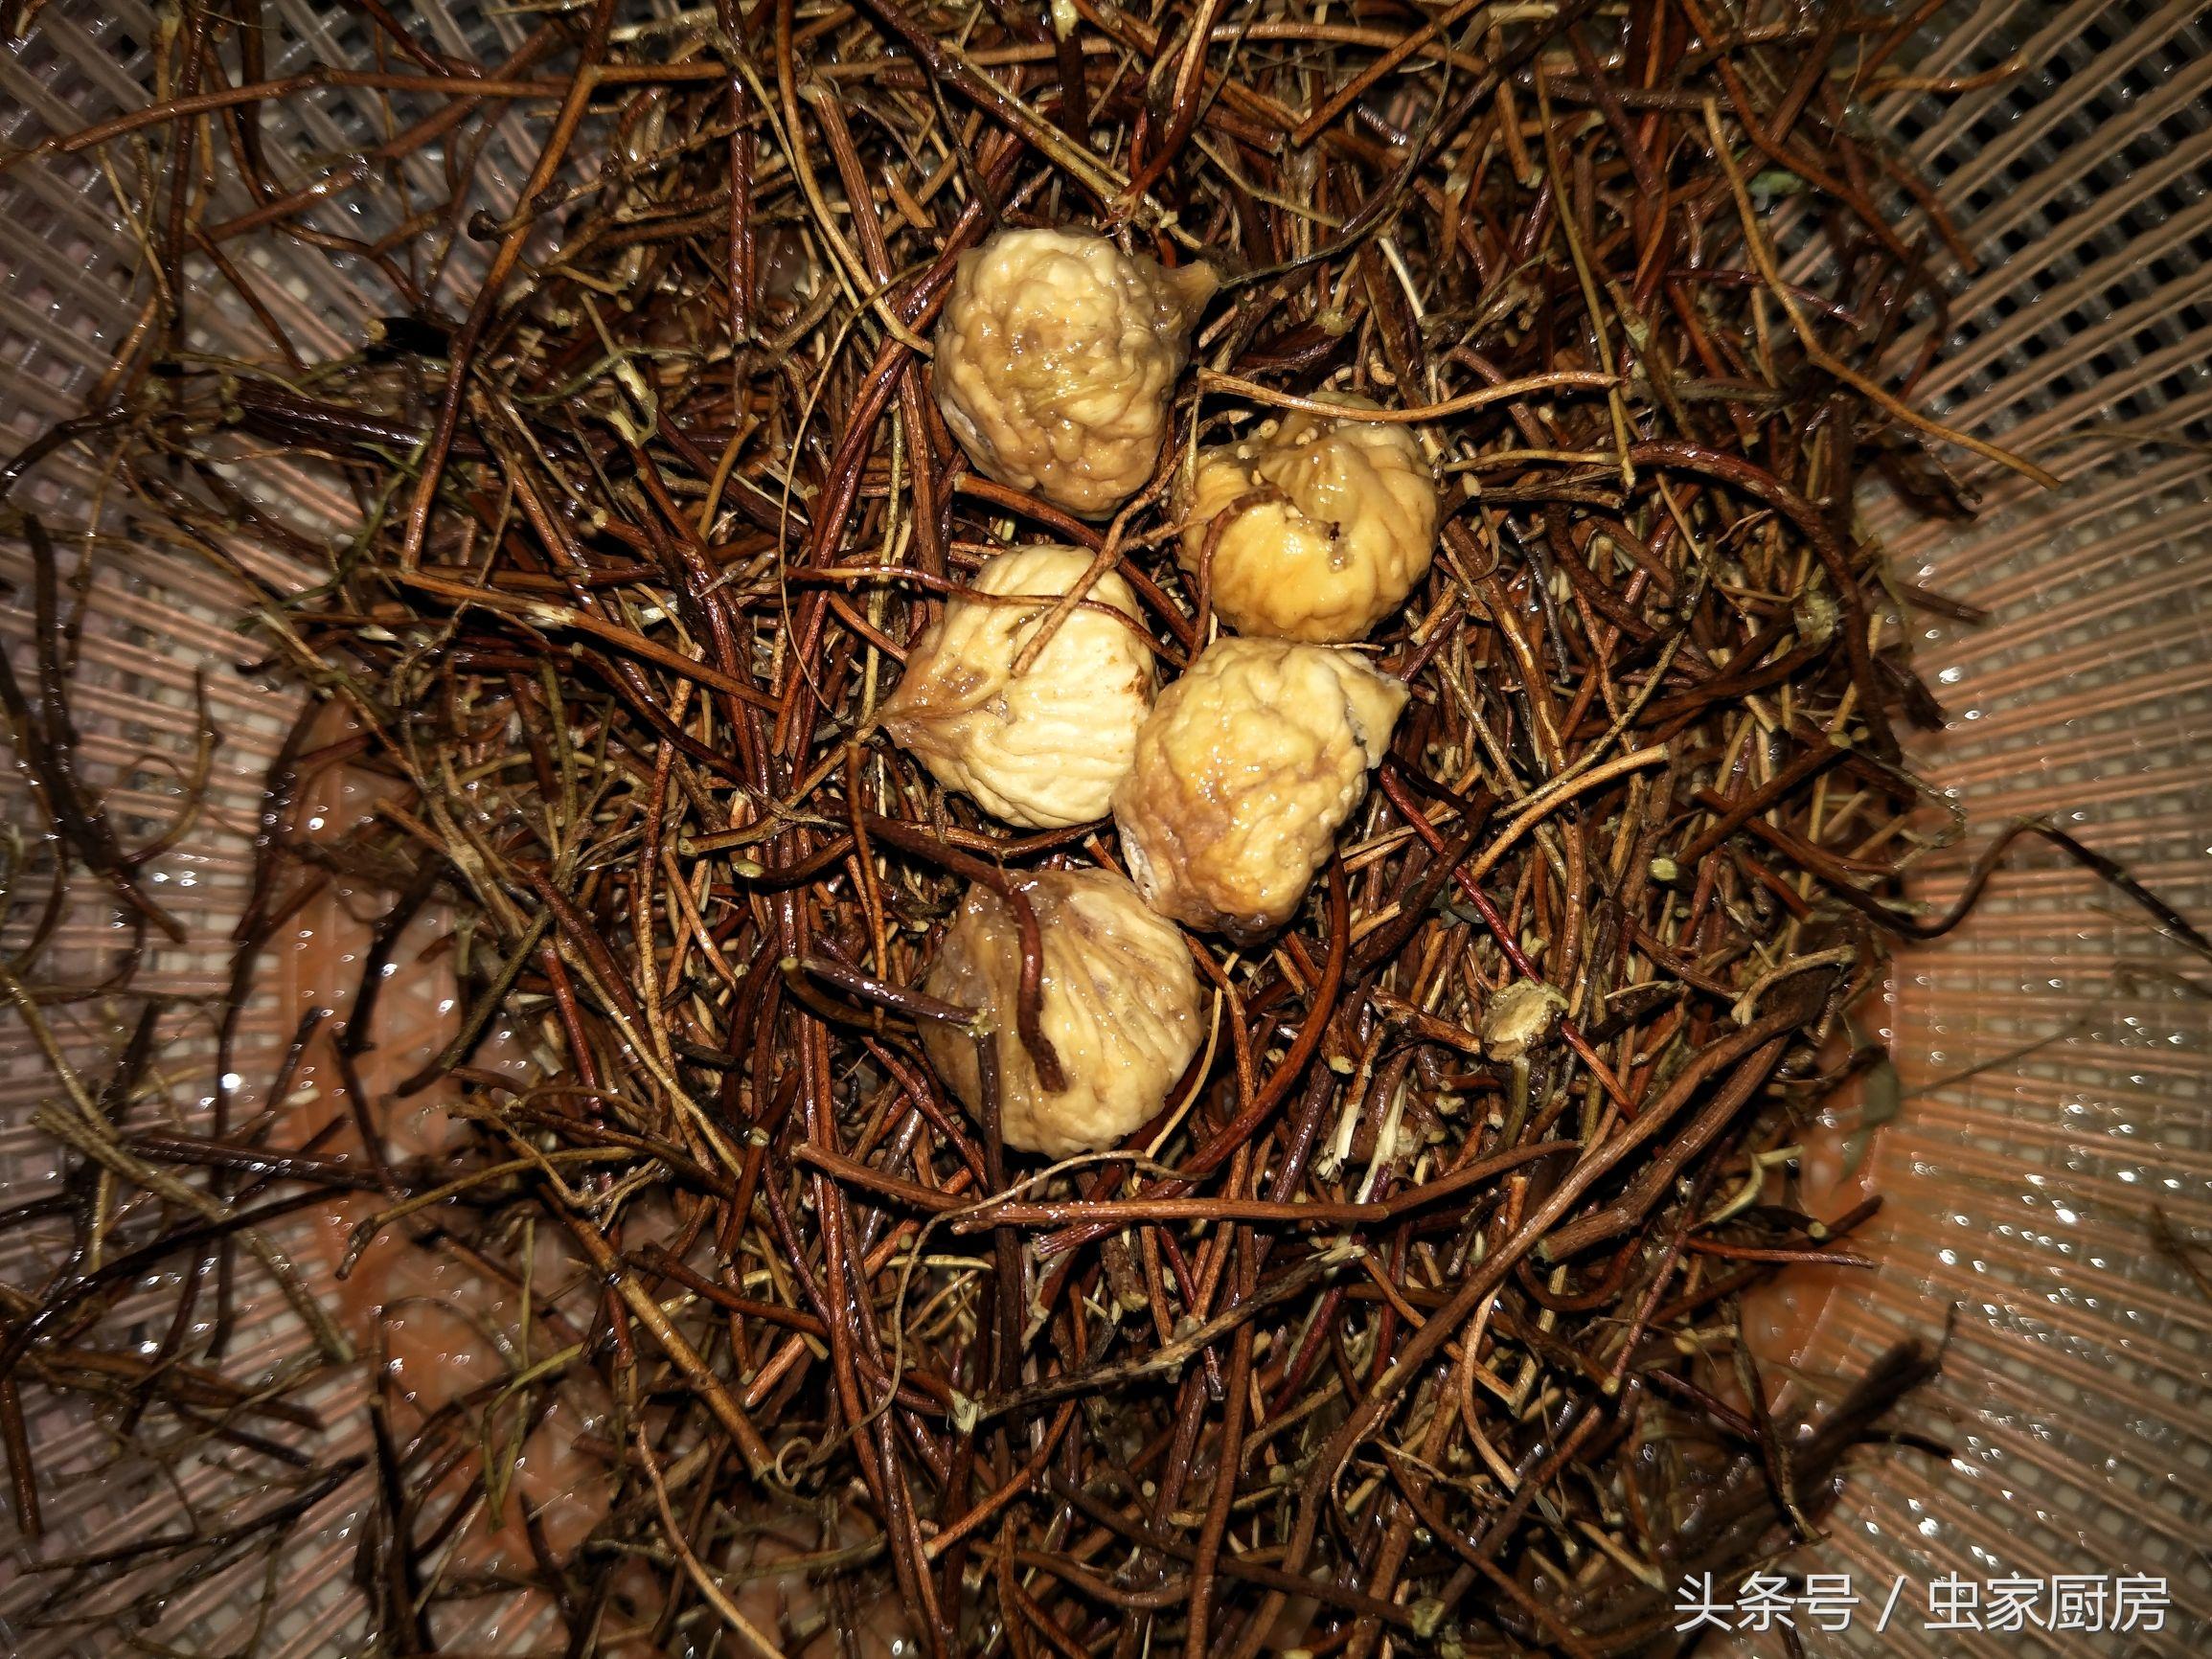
[10,1,2212,1655]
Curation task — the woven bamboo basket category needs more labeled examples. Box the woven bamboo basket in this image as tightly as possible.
[0,1,2206,1654]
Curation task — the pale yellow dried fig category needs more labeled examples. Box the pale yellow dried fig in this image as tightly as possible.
[1113,637,1406,943]
[881,546,1153,830]
[921,870,1204,1157]
[933,228,1216,516]
[1178,393,1438,643]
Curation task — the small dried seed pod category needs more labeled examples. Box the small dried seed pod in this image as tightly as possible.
[1481,979,1567,1061]
[880,546,1154,829]
[1177,393,1439,643]
[933,228,1218,516]
[1113,637,1407,943]
[921,870,1205,1158]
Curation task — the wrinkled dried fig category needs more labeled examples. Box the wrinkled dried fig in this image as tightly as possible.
[1178,393,1438,643]
[1113,637,1406,943]
[920,869,1205,1157]
[881,545,1153,829]
[934,228,1216,516]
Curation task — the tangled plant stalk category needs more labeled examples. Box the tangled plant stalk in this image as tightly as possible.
[5,2,2209,1656]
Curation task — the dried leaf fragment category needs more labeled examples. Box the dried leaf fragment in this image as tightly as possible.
[1481,979,1568,1061]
